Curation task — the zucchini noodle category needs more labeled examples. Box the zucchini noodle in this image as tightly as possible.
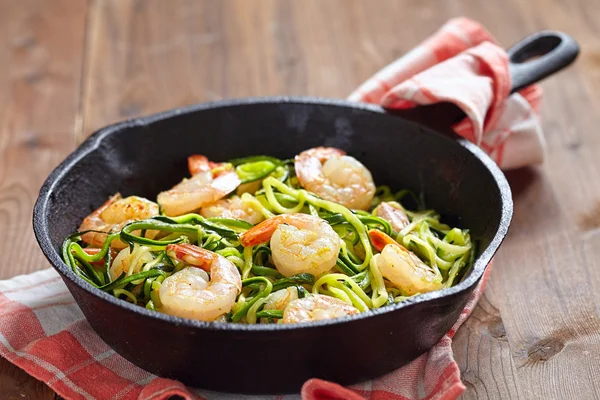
[62,151,475,324]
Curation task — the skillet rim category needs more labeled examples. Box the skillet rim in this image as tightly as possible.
[32,96,513,332]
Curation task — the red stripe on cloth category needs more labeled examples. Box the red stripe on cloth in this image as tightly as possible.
[354,360,465,400]
[302,378,365,400]
[479,142,493,152]
[28,330,98,371]
[138,379,204,400]
[354,389,412,400]
[432,33,471,62]
[352,361,465,400]
[414,81,442,103]
[0,293,47,349]
[68,359,144,399]
[384,77,439,106]
[374,77,391,92]
[425,363,465,400]
[468,42,510,131]
[519,85,543,114]
[50,379,93,400]
[0,343,53,383]
[383,96,418,109]
[0,341,94,400]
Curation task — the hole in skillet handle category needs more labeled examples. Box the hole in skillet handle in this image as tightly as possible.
[508,30,579,93]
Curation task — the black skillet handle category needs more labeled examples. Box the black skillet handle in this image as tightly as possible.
[508,31,579,93]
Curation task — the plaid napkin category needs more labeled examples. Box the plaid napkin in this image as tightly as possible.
[1,17,540,400]
[0,267,491,400]
[349,17,544,170]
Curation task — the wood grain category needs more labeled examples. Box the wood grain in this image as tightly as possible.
[0,0,87,397]
[80,0,456,138]
[449,0,600,398]
[3,0,600,398]
[0,0,87,276]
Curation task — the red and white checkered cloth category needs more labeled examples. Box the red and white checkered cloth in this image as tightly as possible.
[1,17,541,400]
[349,17,544,170]
[0,267,491,400]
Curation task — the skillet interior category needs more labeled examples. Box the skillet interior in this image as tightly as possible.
[33,97,512,393]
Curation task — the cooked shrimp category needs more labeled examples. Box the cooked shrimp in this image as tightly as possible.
[294,147,376,210]
[264,287,299,312]
[236,180,263,196]
[369,230,442,295]
[373,201,410,231]
[157,165,241,217]
[79,194,159,249]
[239,213,341,278]
[187,154,221,175]
[282,294,359,323]
[200,195,264,225]
[159,243,242,321]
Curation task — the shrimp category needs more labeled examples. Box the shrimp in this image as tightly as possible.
[187,154,221,175]
[200,195,264,225]
[157,165,241,217]
[373,201,410,231]
[79,194,159,249]
[239,213,341,278]
[282,294,359,323]
[294,147,376,210]
[159,243,242,321]
[190,154,261,196]
[263,287,299,312]
[236,180,263,196]
[369,229,442,295]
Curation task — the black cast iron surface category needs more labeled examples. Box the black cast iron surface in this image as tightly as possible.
[33,98,512,394]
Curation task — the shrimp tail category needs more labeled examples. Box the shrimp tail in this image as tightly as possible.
[375,202,410,231]
[239,214,308,247]
[188,155,211,175]
[188,154,226,176]
[211,170,242,194]
[79,193,123,247]
[239,217,280,247]
[368,229,398,252]
[166,243,215,272]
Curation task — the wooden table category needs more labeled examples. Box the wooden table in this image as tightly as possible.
[1,0,599,398]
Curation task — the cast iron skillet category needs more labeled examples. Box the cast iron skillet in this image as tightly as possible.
[33,31,578,393]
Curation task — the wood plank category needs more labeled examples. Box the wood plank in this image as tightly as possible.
[451,0,600,398]
[0,356,59,400]
[0,0,88,397]
[81,0,449,137]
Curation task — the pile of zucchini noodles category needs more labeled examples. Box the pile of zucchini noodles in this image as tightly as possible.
[62,155,474,323]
